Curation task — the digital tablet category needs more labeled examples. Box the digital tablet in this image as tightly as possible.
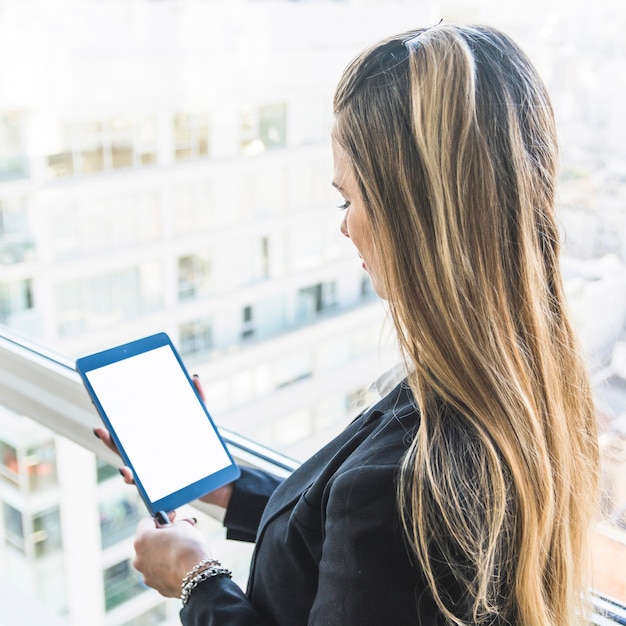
[76,332,240,516]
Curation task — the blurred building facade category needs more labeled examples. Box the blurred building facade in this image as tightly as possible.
[0,0,625,624]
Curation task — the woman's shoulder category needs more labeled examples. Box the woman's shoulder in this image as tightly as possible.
[317,380,420,496]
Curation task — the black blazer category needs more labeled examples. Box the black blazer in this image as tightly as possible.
[180,380,445,625]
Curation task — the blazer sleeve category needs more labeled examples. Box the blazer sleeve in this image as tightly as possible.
[223,467,284,542]
[180,576,271,626]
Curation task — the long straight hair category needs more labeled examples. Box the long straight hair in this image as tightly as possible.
[333,24,599,625]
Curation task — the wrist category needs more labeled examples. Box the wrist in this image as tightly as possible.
[180,558,232,606]
[199,482,234,509]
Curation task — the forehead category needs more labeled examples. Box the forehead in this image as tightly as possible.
[331,139,355,188]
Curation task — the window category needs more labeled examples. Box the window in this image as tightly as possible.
[99,494,140,549]
[241,102,287,156]
[110,116,134,169]
[238,234,284,284]
[3,502,25,552]
[179,319,212,357]
[136,115,158,165]
[32,507,63,557]
[0,196,34,264]
[178,252,212,300]
[0,113,28,180]
[0,279,34,324]
[77,120,105,174]
[56,262,164,336]
[25,440,57,492]
[45,116,158,179]
[48,192,162,260]
[46,122,74,178]
[296,281,337,323]
[241,305,255,339]
[96,459,119,483]
[0,440,19,483]
[173,112,209,161]
[103,559,146,611]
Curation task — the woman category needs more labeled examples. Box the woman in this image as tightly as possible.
[97,23,599,625]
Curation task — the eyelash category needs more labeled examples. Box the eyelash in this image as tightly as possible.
[338,200,351,211]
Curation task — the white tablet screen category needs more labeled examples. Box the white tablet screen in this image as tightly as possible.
[85,345,232,502]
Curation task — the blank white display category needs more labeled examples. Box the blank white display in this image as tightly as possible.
[85,345,231,502]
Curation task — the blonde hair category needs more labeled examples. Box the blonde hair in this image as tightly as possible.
[333,24,599,625]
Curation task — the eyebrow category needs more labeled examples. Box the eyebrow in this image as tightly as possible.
[331,181,345,192]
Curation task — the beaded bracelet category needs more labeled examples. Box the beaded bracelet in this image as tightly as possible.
[180,560,232,606]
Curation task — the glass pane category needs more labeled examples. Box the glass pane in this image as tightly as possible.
[179,319,212,357]
[173,113,192,143]
[80,148,105,174]
[110,117,134,170]
[25,440,57,491]
[76,121,104,174]
[0,113,28,180]
[96,459,119,483]
[99,493,141,549]
[0,196,34,265]
[111,146,133,169]
[137,116,158,167]
[103,559,146,611]
[175,147,193,161]
[0,279,34,323]
[46,151,74,178]
[178,253,212,300]
[3,502,25,550]
[32,507,63,557]
[0,440,19,481]
[259,102,287,150]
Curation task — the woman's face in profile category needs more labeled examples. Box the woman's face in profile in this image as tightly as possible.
[332,139,384,298]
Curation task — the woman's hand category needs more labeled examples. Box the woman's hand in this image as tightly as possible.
[93,425,135,484]
[93,374,236,506]
[134,513,212,598]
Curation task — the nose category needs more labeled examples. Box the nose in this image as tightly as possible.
[340,213,349,238]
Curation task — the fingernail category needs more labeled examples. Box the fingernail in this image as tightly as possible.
[192,374,199,379]
[93,429,101,439]
[118,469,125,477]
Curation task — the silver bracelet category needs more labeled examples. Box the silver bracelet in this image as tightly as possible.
[180,564,232,606]
[181,559,220,588]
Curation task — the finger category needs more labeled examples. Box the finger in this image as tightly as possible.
[93,427,120,455]
[119,466,135,485]
[192,374,206,402]
[136,516,157,538]
[181,517,198,527]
